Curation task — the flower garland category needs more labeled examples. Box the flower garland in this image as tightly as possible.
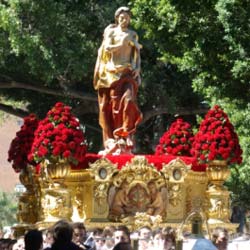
[155,118,194,156]
[29,102,87,165]
[8,114,39,172]
[191,105,243,166]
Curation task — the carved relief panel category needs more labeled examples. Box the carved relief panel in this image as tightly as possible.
[108,156,167,221]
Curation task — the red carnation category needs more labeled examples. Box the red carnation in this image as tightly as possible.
[191,105,242,167]
[30,102,87,166]
[69,141,76,150]
[155,118,194,156]
[8,114,39,172]
[63,150,71,158]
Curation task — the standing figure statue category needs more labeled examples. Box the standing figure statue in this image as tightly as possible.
[94,6,143,155]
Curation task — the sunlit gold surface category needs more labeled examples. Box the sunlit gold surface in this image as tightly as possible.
[206,160,230,189]
[15,156,235,234]
[36,161,73,228]
[17,166,39,226]
[206,160,231,223]
[44,160,71,185]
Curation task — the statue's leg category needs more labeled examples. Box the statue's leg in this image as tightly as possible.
[98,88,113,144]
[110,83,123,134]
[122,82,137,134]
[111,80,141,137]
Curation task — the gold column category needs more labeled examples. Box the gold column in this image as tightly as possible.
[14,165,39,236]
[66,169,93,222]
[89,158,118,221]
[206,160,231,223]
[36,160,72,228]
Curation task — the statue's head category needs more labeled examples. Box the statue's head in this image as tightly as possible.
[114,6,131,25]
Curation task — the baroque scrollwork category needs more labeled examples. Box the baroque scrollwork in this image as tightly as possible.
[17,165,40,224]
[109,156,167,221]
[161,158,191,183]
[41,188,72,221]
[121,212,163,231]
[89,158,118,218]
[73,186,85,219]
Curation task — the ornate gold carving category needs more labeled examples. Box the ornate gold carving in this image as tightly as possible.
[161,158,191,183]
[41,187,72,222]
[67,169,92,182]
[206,160,230,190]
[72,186,86,220]
[121,212,162,231]
[185,171,208,216]
[65,169,93,221]
[208,222,239,234]
[161,159,191,221]
[17,192,38,224]
[113,156,165,187]
[109,156,166,221]
[89,158,118,182]
[17,166,40,225]
[167,183,186,220]
[68,180,93,222]
[168,184,182,207]
[206,189,230,223]
[206,160,231,223]
[93,182,110,215]
[89,158,118,220]
[14,155,236,234]
[186,170,208,183]
[42,160,71,186]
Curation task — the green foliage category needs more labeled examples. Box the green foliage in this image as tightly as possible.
[0,0,202,153]
[208,99,250,207]
[227,165,250,208]
[0,191,17,229]
[132,0,250,103]
[0,0,113,83]
[132,0,250,205]
[0,0,128,92]
[0,0,129,151]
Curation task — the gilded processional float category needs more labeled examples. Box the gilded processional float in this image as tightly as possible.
[8,6,242,240]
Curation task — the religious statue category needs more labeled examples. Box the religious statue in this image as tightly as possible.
[93,6,143,155]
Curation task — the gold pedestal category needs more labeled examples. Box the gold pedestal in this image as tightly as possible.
[15,167,40,233]
[36,160,72,229]
[206,160,231,223]
[14,156,238,235]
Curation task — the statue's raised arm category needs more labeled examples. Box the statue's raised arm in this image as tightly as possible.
[93,6,143,155]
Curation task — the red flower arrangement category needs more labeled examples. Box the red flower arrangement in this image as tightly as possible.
[155,118,194,156]
[8,114,39,172]
[28,102,87,165]
[191,105,243,166]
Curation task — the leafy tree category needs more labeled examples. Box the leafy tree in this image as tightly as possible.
[0,191,17,229]
[132,0,250,205]
[0,0,127,151]
[0,0,205,153]
[132,0,250,104]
